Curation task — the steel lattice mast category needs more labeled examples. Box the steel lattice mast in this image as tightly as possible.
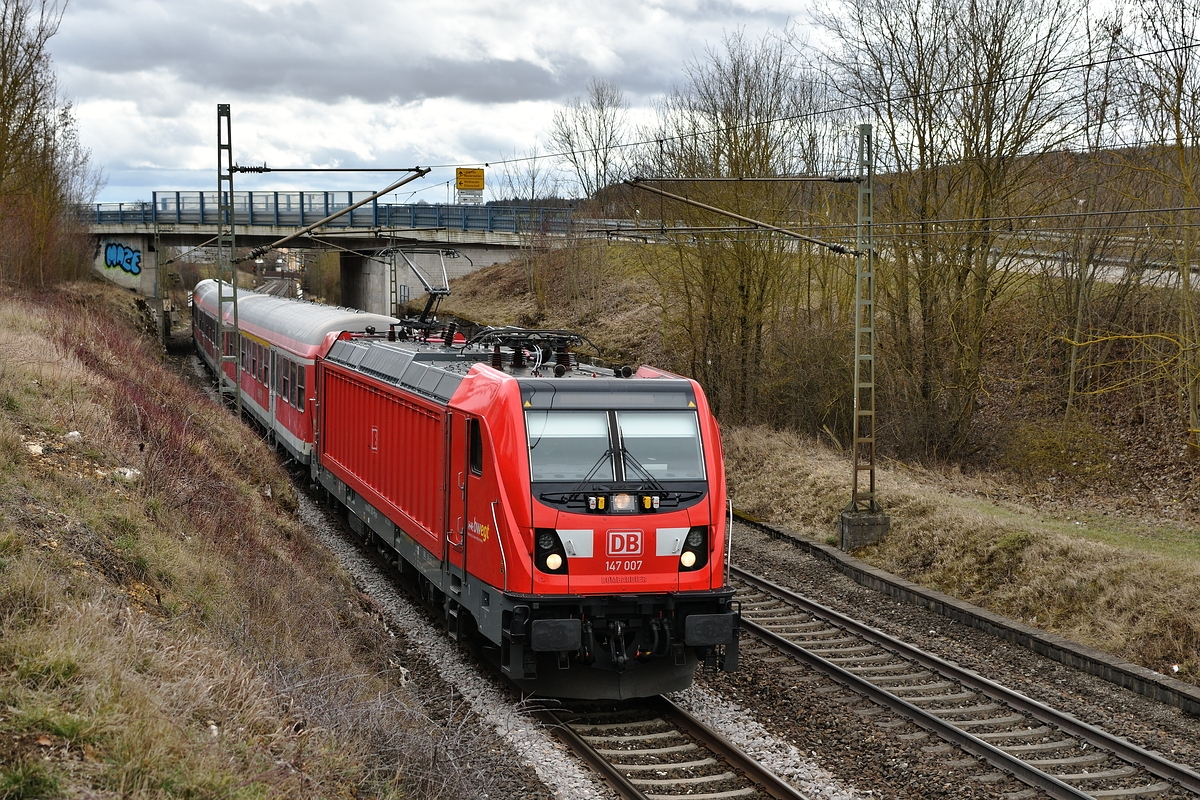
[216,104,242,418]
[848,123,881,512]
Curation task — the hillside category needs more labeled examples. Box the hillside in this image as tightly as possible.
[0,283,493,799]
[438,251,1200,687]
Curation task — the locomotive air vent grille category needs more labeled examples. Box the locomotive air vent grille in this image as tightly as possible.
[326,340,372,368]
[358,348,415,384]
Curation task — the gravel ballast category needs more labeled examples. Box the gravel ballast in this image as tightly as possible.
[296,496,878,798]
[720,519,1200,798]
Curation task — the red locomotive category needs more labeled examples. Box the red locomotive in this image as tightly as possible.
[193,279,739,699]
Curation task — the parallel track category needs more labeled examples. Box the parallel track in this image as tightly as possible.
[531,695,811,800]
[731,564,1200,800]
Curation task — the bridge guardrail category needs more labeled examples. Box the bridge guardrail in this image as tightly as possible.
[82,191,573,235]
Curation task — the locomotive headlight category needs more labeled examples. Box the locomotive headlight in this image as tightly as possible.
[679,526,708,572]
[612,493,636,513]
[534,528,568,575]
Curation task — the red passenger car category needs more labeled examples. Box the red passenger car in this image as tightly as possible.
[192,279,398,462]
[194,281,739,698]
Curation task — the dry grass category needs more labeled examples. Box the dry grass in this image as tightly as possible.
[439,243,666,367]
[0,281,489,798]
[724,425,1200,683]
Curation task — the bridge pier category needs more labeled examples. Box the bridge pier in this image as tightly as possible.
[93,234,158,297]
[340,245,524,317]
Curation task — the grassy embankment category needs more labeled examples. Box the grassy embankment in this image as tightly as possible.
[0,283,481,799]
[440,246,1200,684]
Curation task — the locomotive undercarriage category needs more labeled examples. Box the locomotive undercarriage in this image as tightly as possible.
[316,464,739,699]
[496,593,739,700]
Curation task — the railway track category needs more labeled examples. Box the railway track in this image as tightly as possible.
[730,564,1200,800]
[531,695,810,800]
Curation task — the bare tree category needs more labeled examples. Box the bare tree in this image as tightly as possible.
[0,0,60,196]
[550,78,629,203]
[638,30,847,424]
[0,0,101,287]
[1116,0,1200,454]
[819,0,1084,454]
[496,142,559,204]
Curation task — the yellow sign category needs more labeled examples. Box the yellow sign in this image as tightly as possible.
[456,167,485,191]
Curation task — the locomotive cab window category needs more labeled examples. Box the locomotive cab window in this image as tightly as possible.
[469,419,483,476]
[617,411,705,480]
[526,411,613,482]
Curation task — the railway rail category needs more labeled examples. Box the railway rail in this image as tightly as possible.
[730,564,1200,800]
[531,695,810,800]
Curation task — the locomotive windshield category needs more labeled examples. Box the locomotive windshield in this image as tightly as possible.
[616,412,705,480]
[527,411,614,481]
[526,410,705,483]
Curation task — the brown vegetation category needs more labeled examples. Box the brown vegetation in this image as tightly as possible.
[0,282,485,798]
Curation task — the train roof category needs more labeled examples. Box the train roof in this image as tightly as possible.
[324,334,697,406]
[325,337,488,403]
[194,279,399,350]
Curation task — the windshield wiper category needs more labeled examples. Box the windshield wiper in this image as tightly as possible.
[620,445,665,493]
[549,447,613,500]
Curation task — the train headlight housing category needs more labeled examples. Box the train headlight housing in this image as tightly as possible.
[612,493,636,513]
[679,525,708,572]
[534,528,568,575]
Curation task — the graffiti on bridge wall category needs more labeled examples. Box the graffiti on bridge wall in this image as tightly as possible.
[104,242,142,275]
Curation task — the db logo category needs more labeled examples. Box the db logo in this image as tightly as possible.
[607,530,642,556]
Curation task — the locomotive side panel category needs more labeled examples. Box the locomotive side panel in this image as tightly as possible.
[447,370,537,597]
[319,364,446,554]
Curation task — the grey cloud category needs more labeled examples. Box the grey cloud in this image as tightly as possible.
[53,0,710,105]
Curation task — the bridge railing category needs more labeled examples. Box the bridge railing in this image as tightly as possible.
[82,191,573,235]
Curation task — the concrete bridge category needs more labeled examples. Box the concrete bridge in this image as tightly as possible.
[85,190,573,314]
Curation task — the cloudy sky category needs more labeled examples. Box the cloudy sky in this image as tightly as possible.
[51,0,803,203]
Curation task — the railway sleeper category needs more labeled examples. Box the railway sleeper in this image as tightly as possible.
[594,742,698,756]
[631,771,737,787]
[613,758,718,771]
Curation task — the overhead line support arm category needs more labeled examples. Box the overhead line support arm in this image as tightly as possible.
[624,178,861,256]
[236,168,431,263]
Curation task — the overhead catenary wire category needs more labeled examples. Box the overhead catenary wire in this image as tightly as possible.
[234,168,430,263]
